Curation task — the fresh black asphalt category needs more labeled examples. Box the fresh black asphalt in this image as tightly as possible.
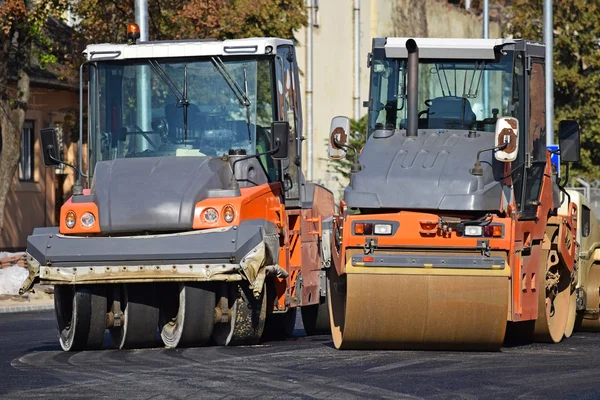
[3,310,600,399]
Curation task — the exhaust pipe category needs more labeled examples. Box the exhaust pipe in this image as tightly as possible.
[406,39,419,138]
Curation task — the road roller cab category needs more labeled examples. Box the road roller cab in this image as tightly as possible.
[22,35,334,351]
[328,37,582,350]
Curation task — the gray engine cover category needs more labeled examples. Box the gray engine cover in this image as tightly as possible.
[82,156,268,233]
[344,129,505,211]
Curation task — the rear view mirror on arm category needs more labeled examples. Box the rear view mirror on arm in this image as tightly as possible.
[40,128,62,167]
[494,117,519,162]
[271,121,289,160]
[328,116,350,159]
[558,120,580,163]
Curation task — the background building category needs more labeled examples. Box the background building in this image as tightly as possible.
[295,0,501,198]
[0,72,82,250]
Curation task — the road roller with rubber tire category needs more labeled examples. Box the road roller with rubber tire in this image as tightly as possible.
[565,190,600,333]
[20,37,334,350]
[326,37,581,350]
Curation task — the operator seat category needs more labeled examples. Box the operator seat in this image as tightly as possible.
[164,102,203,142]
[427,96,477,130]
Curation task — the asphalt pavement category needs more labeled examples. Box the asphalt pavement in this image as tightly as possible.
[3,310,600,399]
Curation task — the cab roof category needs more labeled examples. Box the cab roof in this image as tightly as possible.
[84,37,293,61]
[384,37,517,60]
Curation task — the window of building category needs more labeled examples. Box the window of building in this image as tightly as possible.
[19,121,34,181]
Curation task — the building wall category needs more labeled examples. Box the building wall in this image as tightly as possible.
[0,86,79,250]
[295,0,501,199]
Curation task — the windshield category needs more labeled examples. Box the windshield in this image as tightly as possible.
[368,48,515,134]
[90,57,274,163]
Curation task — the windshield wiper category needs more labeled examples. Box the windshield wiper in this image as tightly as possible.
[148,59,190,142]
[211,57,251,107]
[211,57,252,144]
[465,61,483,99]
[242,65,252,144]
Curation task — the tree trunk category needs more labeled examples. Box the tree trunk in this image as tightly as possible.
[0,102,25,232]
[0,30,31,233]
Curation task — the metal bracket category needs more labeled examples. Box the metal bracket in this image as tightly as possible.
[477,239,491,257]
[525,152,532,169]
[526,55,533,72]
[364,237,378,255]
[576,287,586,311]
[306,215,322,237]
[319,270,327,298]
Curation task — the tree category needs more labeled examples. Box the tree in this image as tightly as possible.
[0,0,70,232]
[328,115,368,180]
[74,0,307,43]
[506,0,600,179]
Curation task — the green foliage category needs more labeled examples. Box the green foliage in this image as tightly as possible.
[506,0,600,178]
[74,0,307,44]
[327,115,368,179]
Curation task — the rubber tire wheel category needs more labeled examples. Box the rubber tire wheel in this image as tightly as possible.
[160,282,216,348]
[110,283,159,349]
[55,285,107,351]
[263,308,297,340]
[301,298,330,336]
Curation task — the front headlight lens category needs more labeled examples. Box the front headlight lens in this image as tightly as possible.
[374,223,392,235]
[203,208,218,223]
[223,205,235,223]
[464,226,483,237]
[65,211,76,229]
[81,212,96,228]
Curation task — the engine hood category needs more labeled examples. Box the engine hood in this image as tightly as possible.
[85,157,231,233]
[344,129,506,211]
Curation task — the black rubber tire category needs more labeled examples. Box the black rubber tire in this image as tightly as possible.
[159,282,216,348]
[301,297,330,336]
[110,283,159,349]
[212,282,267,346]
[55,285,107,351]
[263,308,297,340]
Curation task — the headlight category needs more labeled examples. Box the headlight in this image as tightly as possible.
[81,212,96,228]
[223,205,235,223]
[203,208,218,223]
[374,223,392,235]
[65,211,76,229]
[464,226,483,237]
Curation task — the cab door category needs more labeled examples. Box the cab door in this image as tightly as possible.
[519,57,547,218]
[275,45,301,205]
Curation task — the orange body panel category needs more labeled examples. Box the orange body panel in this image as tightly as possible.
[192,184,284,229]
[59,189,101,234]
[336,211,512,277]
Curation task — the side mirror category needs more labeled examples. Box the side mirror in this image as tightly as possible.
[558,120,580,163]
[40,128,62,167]
[271,121,289,160]
[494,117,519,162]
[328,116,350,159]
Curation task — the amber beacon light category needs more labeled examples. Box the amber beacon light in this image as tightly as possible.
[127,23,141,42]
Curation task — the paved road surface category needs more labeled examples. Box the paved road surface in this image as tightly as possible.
[3,310,600,399]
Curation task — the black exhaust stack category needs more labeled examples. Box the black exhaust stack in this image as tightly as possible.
[406,39,419,138]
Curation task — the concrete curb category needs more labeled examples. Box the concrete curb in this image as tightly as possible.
[0,303,54,314]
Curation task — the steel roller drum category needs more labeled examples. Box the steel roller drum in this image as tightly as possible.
[329,262,510,351]
[577,266,600,332]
